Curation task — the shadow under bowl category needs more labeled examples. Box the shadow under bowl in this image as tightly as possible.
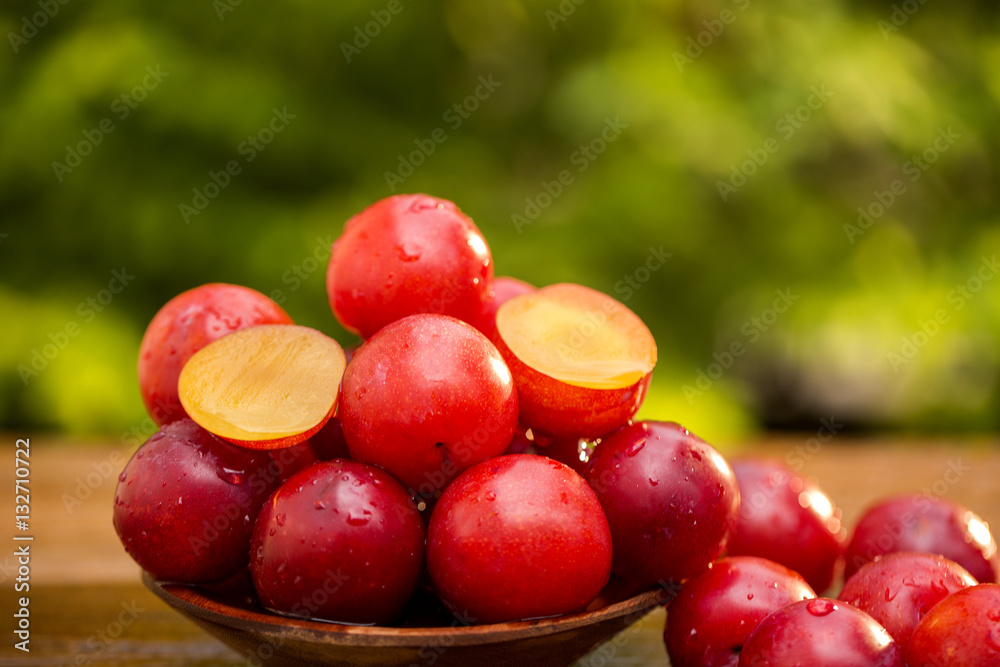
[143,571,669,667]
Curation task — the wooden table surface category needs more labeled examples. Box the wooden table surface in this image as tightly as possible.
[1,434,998,666]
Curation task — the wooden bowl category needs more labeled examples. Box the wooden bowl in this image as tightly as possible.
[143,571,670,667]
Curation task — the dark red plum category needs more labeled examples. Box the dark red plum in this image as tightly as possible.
[728,457,845,593]
[739,598,904,667]
[538,435,595,477]
[844,494,999,584]
[427,455,612,624]
[250,460,425,625]
[839,551,977,649]
[113,419,281,583]
[502,428,536,456]
[586,421,739,586]
[664,556,816,667]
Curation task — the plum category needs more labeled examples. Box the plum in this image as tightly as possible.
[536,435,596,477]
[493,283,655,439]
[264,417,352,484]
[664,556,816,667]
[339,314,518,497]
[905,583,1000,666]
[586,421,739,586]
[305,416,351,461]
[426,454,612,624]
[475,275,535,340]
[138,283,293,426]
[727,457,845,593]
[839,551,977,649]
[739,598,904,667]
[178,325,346,449]
[844,494,999,584]
[113,419,281,583]
[250,460,425,625]
[326,193,493,339]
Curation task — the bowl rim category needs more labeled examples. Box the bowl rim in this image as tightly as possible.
[143,571,665,647]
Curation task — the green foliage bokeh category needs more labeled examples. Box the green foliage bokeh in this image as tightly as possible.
[2,0,998,443]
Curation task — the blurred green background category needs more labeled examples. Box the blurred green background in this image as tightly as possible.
[2,0,998,446]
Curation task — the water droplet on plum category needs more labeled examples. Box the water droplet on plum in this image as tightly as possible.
[396,242,422,262]
[346,510,371,526]
[805,599,837,616]
[625,439,646,457]
[218,467,245,485]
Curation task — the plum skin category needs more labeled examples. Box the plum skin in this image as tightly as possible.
[844,493,999,584]
[326,193,493,339]
[738,598,904,667]
[339,314,518,497]
[475,276,535,340]
[905,583,1000,667]
[586,421,740,587]
[138,283,293,426]
[490,282,656,440]
[113,419,282,583]
[727,457,845,593]
[839,551,977,649]
[492,328,651,440]
[265,417,352,484]
[426,454,612,625]
[664,556,816,667]
[250,459,425,625]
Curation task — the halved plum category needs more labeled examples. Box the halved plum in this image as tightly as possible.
[178,325,346,449]
[493,283,656,439]
[138,283,293,426]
